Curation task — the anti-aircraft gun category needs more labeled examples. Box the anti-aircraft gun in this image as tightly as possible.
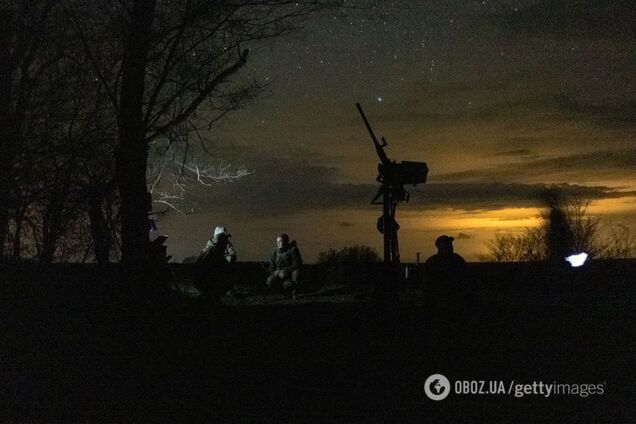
[356,103,428,265]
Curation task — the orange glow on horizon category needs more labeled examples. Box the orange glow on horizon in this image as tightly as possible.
[402,207,544,232]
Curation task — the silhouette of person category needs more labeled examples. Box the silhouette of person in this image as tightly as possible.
[194,227,234,302]
[424,235,468,361]
[424,235,467,289]
[266,233,302,298]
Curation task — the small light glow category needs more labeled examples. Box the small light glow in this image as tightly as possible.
[565,252,588,267]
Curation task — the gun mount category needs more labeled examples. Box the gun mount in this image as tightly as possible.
[356,103,428,264]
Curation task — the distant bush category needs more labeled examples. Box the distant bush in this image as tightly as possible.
[319,245,380,269]
[318,245,380,284]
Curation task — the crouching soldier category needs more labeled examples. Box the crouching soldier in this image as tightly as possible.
[266,233,302,298]
[194,227,235,303]
[203,226,237,264]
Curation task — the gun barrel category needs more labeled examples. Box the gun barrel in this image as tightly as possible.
[356,103,389,165]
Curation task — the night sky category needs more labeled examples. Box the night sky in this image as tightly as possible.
[160,0,635,262]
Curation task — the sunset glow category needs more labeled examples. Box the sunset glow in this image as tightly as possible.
[159,1,635,263]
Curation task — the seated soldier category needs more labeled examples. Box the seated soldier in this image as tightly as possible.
[194,228,234,302]
[266,233,302,298]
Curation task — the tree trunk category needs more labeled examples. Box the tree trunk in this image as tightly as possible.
[0,7,14,260]
[88,186,111,265]
[12,200,27,258]
[116,0,156,286]
[12,215,21,258]
[0,143,12,260]
[40,195,62,264]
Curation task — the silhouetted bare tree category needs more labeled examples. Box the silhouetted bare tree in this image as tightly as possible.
[0,1,136,266]
[60,0,342,283]
[0,1,62,259]
[147,138,252,214]
[480,194,635,262]
[2,0,344,269]
[600,224,636,259]
[478,229,544,262]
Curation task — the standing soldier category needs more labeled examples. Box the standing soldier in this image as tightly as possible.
[424,235,469,367]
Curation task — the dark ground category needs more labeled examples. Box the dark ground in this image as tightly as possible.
[1,261,635,423]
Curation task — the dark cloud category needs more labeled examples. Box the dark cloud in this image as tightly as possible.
[410,182,635,211]
[553,95,636,128]
[499,0,635,40]
[491,149,533,157]
[504,136,544,145]
[494,137,548,153]
[190,151,635,215]
[454,232,473,240]
[467,95,634,130]
[432,94,636,130]
[373,87,634,132]
[189,155,369,215]
[338,221,354,227]
[435,149,636,183]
